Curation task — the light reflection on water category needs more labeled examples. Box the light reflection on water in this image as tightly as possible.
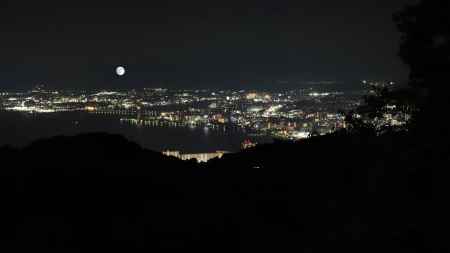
[0,111,272,153]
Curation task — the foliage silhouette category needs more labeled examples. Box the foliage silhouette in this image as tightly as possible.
[394,0,450,135]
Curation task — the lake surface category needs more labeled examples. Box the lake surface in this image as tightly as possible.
[0,111,272,153]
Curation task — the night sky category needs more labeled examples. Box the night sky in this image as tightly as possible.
[0,0,413,90]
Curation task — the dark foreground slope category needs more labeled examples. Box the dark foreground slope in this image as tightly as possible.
[0,132,449,252]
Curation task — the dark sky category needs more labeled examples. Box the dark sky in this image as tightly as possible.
[0,0,414,90]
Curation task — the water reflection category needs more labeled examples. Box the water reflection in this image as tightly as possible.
[0,111,273,153]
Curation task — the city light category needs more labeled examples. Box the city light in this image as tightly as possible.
[0,83,408,145]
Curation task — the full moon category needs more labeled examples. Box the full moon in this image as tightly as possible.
[116,66,126,76]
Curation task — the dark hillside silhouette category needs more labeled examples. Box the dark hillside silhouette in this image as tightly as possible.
[0,129,449,252]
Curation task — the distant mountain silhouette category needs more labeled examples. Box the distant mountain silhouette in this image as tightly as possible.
[0,131,448,252]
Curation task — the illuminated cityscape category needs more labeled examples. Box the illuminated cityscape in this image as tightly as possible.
[0,85,361,138]
[162,150,229,163]
[0,81,409,157]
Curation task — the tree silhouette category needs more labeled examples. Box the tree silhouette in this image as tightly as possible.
[394,0,450,135]
[395,0,450,94]
[345,84,413,135]
[346,0,450,134]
